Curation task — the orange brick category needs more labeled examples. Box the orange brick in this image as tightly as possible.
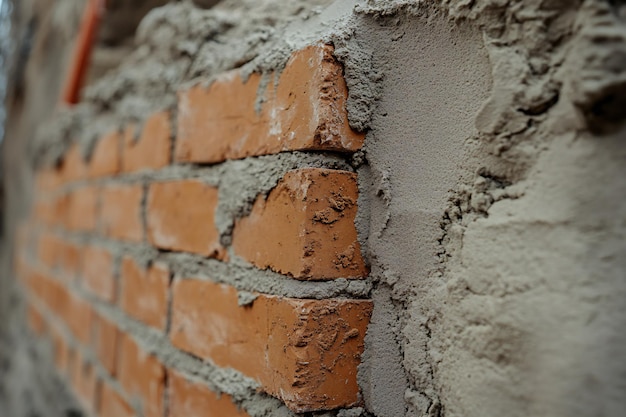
[89,130,121,178]
[93,312,119,376]
[82,246,116,302]
[64,292,93,345]
[118,334,165,417]
[99,382,135,417]
[35,167,63,193]
[146,180,223,257]
[123,111,171,172]
[120,257,169,330]
[66,186,99,231]
[70,351,98,412]
[175,44,363,164]
[61,144,89,183]
[99,184,144,242]
[233,168,367,280]
[27,304,46,335]
[168,370,250,417]
[51,327,71,375]
[34,193,70,227]
[37,234,81,279]
[170,278,372,412]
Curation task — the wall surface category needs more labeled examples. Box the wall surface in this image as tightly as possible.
[2,0,626,417]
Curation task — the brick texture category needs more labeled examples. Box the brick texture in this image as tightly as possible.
[93,312,119,376]
[82,246,116,302]
[99,184,144,242]
[233,168,367,280]
[120,257,169,330]
[123,111,171,172]
[100,382,135,417]
[118,335,165,417]
[19,44,373,416]
[168,370,250,417]
[89,131,121,178]
[175,44,364,164]
[170,278,372,412]
[147,180,223,257]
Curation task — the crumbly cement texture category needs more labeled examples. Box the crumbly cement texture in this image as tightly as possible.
[5,0,626,416]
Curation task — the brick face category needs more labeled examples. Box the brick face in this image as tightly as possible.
[118,335,165,417]
[99,382,135,417]
[89,131,122,178]
[20,44,373,416]
[146,180,223,257]
[99,184,144,242]
[93,312,119,376]
[175,44,364,164]
[120,257,169,330]
[233,168,367,280]
[82,246,116,302]
[168,370,250,417]
[170,278,372,412]
[123,111,171,172]
[67,186,99,231]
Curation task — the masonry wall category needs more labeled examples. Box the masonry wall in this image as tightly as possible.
[14,43,376,416]
[3,1,626,417]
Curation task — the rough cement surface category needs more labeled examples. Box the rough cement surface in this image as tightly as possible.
[335,1,626,417]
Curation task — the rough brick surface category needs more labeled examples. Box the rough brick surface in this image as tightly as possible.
[62,144,88,182]
[67,186,99,231]
[89,131,122,178]
[175,44,364,163]
[123,111,172,172]
[100,382,135,417]
[99,184,144,242]
[82,246,116,302]
[147,180,223,257]
[52,328,70,374]
[93,312,119,376]
[233,168,367,280]
[168,370,250,417]
[118,335,165,417]
[64,292,93,345]
[170,278,372,412]
[70,351,98,412]
[120,257,169,330]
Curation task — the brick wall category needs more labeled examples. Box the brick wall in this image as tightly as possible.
[14,44,372,416]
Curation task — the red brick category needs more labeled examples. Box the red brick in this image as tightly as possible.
[61,144,89,183]
[168,370,250,417]
[147,180,223,257]
[89,130,121,178]
[99,184,144,242]
[35,167,63,193]
[27,304,46,335]
[34,193,70,227]
[37,234,81,279]
[51,327,71,375]
[233,168,367,280]
[120,257,169,330]
[93,312,119,376]
[123,111,171,172]
[64,292,93,345]
[99,382,135,417]
[66,186,99,231]
[118,334,165,417]
[70,350,98,412]
[170,278,372,412]
[176,44,363,164]
[81,246,116,302]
